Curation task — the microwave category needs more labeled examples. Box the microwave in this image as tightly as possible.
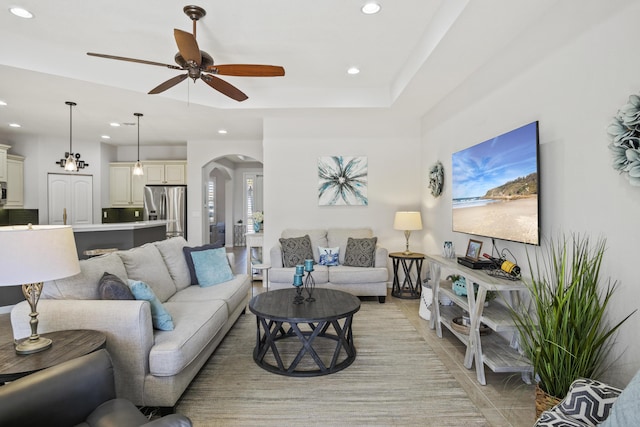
[0,182,6,205]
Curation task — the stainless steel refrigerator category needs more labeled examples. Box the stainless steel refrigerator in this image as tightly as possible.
[143,185,187,238]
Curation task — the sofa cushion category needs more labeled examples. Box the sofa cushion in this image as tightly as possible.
[118,244,177,303]
[328,265,388,285]
[318,247,340,266]
[279,235,314,268]
[42,252,128,300]
[327,228,373,264]
[182,243,222,285]
[149,300,228,376]
[344,237,378,267]
[281,229,328,261]
[190,247,234,286]
[168,274,251,315]
[154,237,191,291]
[99,272,134,300]
[128,280,174,331]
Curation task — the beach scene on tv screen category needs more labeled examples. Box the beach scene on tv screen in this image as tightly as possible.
[452,122,539,245]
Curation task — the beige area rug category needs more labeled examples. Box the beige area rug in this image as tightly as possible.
[176,300,489,427]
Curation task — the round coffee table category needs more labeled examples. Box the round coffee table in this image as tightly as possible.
[249,288,360,377]
[0,329,106,383]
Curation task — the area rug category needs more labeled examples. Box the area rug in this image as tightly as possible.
[176,300,489,426]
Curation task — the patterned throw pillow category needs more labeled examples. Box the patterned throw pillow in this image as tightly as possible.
[318,246,340,266]
[99,272,134,300]
[279,235,314,268]
[343,237,377,267]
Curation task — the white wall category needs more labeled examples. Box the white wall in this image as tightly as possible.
[421,4,640,386]
[262,113,422,275]
[186,139,263,245]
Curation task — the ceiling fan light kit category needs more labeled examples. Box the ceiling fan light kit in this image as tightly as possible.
[87,5,285,102]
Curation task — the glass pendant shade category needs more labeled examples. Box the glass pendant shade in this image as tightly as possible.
[133,112,144,176]
[64,101,78,172]
[64,154,77,171]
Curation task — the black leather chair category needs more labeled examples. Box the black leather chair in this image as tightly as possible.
[0,348,192,427]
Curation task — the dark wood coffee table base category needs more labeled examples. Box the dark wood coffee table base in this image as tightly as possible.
[249,288,360,377]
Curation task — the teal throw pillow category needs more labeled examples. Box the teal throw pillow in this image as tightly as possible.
[128,279,174,331]
[318,246,339,266]
[190,247,234,287]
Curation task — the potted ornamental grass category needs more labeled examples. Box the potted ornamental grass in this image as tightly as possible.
[509,234,635,417]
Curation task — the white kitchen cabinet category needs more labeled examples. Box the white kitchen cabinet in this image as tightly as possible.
[109,163,144,207]
[5,154,24,208]
[143,161,186,185]
[48,173,93,225]
[0,144,10,182]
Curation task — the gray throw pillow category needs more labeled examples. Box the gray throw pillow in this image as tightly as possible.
[99,272,134,300]
[343,237,377,267]
[280,235,314,268]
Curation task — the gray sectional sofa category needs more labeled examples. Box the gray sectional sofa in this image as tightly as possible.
[10,236,251,411]
[269,228,389,302]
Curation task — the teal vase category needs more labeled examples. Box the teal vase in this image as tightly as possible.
[253,222,261,232]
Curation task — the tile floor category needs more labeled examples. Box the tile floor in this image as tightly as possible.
[1,247,537,426]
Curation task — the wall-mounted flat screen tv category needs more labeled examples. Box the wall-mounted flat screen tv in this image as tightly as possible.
[451,121,540,245]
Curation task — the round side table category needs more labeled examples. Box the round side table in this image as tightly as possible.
[252,263,271,296]
[389,252,425,299]
[0,329,106,383]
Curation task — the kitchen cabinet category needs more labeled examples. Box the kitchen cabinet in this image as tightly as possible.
[109,163,144,207]
[426,254,532,385]
[0,144,10,182]
[48,173,93,225]
[143,161,186,185]
[4,154,24,208]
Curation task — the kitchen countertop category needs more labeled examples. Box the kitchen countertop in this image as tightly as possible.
[71,220,169,233]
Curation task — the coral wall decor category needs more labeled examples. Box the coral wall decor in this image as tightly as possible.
[607,93,640,186]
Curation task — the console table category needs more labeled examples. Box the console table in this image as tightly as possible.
[245,232,264,276]
[426,254,532,385]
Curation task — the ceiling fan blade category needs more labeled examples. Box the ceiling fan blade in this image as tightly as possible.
[174,29,201,66]
[208,64,285,77]
[148,74,188,94]
[87,52,181,70]
[201,74,248,102]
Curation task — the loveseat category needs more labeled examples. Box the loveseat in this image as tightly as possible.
[10,236,251,411]
[269,228,389,302]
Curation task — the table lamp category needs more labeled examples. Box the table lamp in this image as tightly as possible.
[393,211,423,255]
[0,224,80,354]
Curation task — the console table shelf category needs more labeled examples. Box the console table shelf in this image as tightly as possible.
[427,254,532,385]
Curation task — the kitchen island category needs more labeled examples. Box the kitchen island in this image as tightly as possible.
[72,220,168,259]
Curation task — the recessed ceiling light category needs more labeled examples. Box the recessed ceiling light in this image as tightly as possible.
[9,123,21,128]
[347,67,360,75]
[218,129,228,134]
[0,100,7,106]
[9,7,34,19]
[110,122,121,127]
[101,135,111,139]
[361,2,381,15]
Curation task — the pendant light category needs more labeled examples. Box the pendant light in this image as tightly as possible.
[64,101,78,172]
[132,112,144,176]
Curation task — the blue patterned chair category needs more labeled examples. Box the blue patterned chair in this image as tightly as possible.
[535,370,640,427]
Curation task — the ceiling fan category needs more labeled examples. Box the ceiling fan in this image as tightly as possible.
[87,5,285,102]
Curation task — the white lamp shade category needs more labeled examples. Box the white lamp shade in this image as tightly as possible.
[0,225,80,286]
[393,211,423,231]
